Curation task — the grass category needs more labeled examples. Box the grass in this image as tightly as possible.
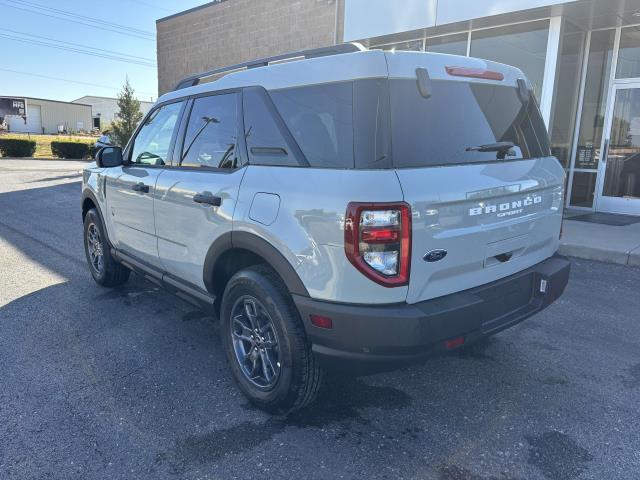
[0,132,99,158]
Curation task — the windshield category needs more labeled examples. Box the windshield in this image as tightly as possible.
[389,79,551,168]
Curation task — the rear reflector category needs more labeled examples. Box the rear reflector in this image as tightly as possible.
[445,66,504,81]
[310,314,333,329]
[445,336,466,350]
[361,228,400,243]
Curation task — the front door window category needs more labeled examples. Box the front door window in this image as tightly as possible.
[130,101,184,166]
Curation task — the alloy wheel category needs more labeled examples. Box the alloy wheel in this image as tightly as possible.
[230,296,281,390]
[86,223,104,274]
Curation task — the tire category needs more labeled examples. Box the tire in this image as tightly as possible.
[83,208,130,287]
[221,264,323,413]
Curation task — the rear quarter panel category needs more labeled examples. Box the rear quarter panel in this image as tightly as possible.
[234,166,408,304]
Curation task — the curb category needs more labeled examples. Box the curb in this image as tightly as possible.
[558,244,640,266]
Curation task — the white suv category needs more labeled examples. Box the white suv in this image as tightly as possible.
[81,44,570,412]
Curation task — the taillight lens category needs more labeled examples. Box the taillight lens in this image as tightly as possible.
[344,202,411,287]
[445,66,505,81]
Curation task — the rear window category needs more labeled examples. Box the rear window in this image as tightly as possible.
[390,79,551,168]
[270,83,354,168]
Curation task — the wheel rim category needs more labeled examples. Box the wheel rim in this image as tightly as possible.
[230,296,281,390]
[86,223,104,275]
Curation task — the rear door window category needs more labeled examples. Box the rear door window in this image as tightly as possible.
[270,83,354,168]
[390,79,550,168]
[181,93,240,169]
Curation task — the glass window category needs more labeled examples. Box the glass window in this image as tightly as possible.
[573,29,615,173]
[616,26,640,79]
[570,171,597,207]
[602,88,640,199]
[130,102,183,166]
[181,93,239,169]
[270,83,354,168]
[243,88,299,167]
[353,79,392,169]
[549,26,586,168]
[426,33,468,56]
[371,39,423,52]
[470,20,550,101]
[390,79,550,168]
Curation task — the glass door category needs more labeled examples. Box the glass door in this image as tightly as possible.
[596,82,640,214]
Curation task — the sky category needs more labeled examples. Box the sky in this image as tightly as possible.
[0,0,209,103]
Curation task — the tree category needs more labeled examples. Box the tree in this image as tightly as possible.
[111,78,143,147]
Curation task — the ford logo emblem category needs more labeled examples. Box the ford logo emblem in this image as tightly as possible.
[423,249,447,262]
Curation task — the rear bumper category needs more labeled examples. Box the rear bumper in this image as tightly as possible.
[293,254,570,374]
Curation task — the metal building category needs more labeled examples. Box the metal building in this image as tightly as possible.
[72,96,154,130]
[3,97,93,135]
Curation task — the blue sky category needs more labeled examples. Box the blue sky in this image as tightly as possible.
[1,0,208,102]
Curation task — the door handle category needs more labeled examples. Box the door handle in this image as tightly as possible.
[193,193,222,206]
[601,139,609,164]
[131,182,149,193]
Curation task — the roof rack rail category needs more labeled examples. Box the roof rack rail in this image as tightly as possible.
[172,43,367,91]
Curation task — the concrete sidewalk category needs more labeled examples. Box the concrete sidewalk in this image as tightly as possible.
[559,210,640,266]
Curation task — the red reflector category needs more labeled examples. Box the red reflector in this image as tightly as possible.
[445,336,465,350]
[445,66,504,81]
[361,228,399,243]
[310,314,333,329]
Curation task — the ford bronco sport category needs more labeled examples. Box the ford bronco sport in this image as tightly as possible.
[82,44,570,412]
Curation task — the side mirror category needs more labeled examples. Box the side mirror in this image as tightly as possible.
[96,146,124,168]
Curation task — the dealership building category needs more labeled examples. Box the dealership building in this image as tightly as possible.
[157,0,640,215]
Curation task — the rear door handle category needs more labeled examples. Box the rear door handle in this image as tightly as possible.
[193,193,222,206]
[131,182,149,193]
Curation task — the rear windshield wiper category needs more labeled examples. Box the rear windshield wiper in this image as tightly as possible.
[465,142,515,160]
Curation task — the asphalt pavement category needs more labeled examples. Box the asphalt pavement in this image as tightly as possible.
[1,159,639,480]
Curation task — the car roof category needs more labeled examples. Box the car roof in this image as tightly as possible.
[157,50,526,105]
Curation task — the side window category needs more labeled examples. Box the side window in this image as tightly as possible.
[181,93,239,169]
[270,83,354,168]
[130,101,184,166]
[243,88,299,167]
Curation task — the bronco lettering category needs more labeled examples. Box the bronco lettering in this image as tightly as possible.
[469,194,542,217]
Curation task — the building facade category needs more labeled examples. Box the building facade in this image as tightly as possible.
[156,0,344,94]
[73,96,154,131]
[157,0,640,216]
[3,97,92,135]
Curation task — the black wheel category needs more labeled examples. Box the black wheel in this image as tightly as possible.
[83,208,130,287]
[221,265,323,413]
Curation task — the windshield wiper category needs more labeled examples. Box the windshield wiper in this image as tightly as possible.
[465,141,515,160]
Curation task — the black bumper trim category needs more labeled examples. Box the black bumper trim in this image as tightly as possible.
[293,254,570,373]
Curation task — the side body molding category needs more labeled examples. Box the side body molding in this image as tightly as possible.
[203,231,310,297]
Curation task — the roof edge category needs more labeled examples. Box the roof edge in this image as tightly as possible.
[156,0,228,23]
[1,96,92,107]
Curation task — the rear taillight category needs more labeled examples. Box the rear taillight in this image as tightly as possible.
[344,202,411,287]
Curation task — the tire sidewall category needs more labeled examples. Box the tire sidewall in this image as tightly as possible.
[221,268,302,409]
